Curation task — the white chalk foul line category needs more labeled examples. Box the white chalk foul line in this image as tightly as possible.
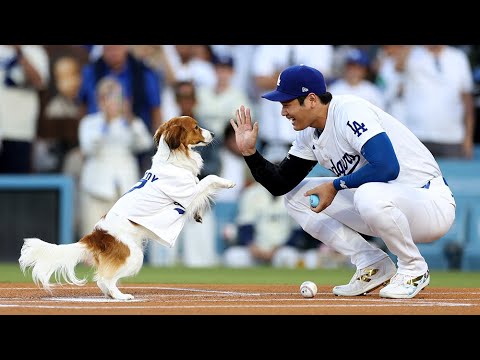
[0,286,261,296]
[0,302,472,309]
[47,297,146,303]
[3,286,480,297]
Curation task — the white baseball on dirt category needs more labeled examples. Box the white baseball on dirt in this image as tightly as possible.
[300,280,317,298]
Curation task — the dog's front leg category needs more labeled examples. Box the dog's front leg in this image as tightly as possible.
[200,175,236,190]
[187,175,235,224]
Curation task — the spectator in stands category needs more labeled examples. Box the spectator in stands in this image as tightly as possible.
[374,45,408,122]
[78,45,162,132]
[160,45,217,121]
[393,45,475,158]
[129,45,173,79]
[328,48,386,109]
[45,56,83,120]
[77,45,161,172]
[192,45,215,62]
[194,53,252,142]
[77,76,153,237]
[0,45,50,173]
[252,45,334,153]
[34,56,84,172]
[210,45,258,103]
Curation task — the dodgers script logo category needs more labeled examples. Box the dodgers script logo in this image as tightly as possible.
[330,153,361,177]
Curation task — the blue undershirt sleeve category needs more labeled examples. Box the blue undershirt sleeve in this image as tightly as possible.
[333,132,400,190]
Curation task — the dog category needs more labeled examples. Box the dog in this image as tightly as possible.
[19,116,236,300]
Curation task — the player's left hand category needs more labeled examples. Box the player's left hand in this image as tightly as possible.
[304,182,338,213]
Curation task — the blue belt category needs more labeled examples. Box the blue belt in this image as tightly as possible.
[422,177,448,189]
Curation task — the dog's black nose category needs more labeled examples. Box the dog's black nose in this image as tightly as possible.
[210,131,215,138]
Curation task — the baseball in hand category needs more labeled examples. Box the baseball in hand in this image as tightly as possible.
[300,281,317,298]
[310,194,320,208]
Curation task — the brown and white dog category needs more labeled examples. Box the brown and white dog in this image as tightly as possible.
[19,116,235,300]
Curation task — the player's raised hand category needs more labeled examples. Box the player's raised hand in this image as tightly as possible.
[230,105,259,156]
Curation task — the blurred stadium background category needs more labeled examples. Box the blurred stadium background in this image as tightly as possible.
[1,45,480,286]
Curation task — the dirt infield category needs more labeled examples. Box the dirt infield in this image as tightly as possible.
[1,283,479,315]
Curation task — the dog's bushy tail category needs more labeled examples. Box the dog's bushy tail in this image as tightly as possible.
[19,238,90,291]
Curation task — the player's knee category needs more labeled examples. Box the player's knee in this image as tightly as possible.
[283,191,305,218]
[354,185,390,221]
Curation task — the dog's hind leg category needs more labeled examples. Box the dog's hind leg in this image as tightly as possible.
[99,277,134,300]
[97,243,144,300]
[96,279,111,298]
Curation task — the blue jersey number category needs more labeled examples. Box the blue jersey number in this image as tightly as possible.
[125,179,147,194]
[124,171,159,195]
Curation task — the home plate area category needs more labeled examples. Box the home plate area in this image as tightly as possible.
[0,283,479,315]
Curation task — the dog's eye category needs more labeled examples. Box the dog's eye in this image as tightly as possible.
[195,125,199,130]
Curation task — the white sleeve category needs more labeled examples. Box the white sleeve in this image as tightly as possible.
[158,171,200,208]
[339,103,385,153]
[288,130,317,161]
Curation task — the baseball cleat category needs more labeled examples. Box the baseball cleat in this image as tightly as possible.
[379,270,430,299]
[333,256,396,296]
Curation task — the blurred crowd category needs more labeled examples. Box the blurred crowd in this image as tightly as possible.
[0,45,479,269]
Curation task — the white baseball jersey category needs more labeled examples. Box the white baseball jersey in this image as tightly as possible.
[288,94,442,188]
[283,94,455,276]
[108,161,199,247]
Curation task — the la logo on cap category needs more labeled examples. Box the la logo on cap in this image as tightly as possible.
[277,73,281,86]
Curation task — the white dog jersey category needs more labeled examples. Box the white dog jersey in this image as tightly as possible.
[108,162,199,247]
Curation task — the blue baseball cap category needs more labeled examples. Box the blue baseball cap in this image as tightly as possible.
[345,49,370,67]
[212,53,234,67]
[262,64,327,102]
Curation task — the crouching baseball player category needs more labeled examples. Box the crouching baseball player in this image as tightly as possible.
[230,64,456,299]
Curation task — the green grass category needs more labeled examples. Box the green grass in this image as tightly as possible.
[3,262,480,287]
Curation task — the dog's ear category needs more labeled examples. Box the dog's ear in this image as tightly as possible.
[163,125,186,150]
[153,126,163,148]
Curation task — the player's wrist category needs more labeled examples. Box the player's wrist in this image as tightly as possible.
[333,178,343,191]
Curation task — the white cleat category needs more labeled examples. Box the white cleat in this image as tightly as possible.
[379,270,430,299]
[333,256,396,296]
